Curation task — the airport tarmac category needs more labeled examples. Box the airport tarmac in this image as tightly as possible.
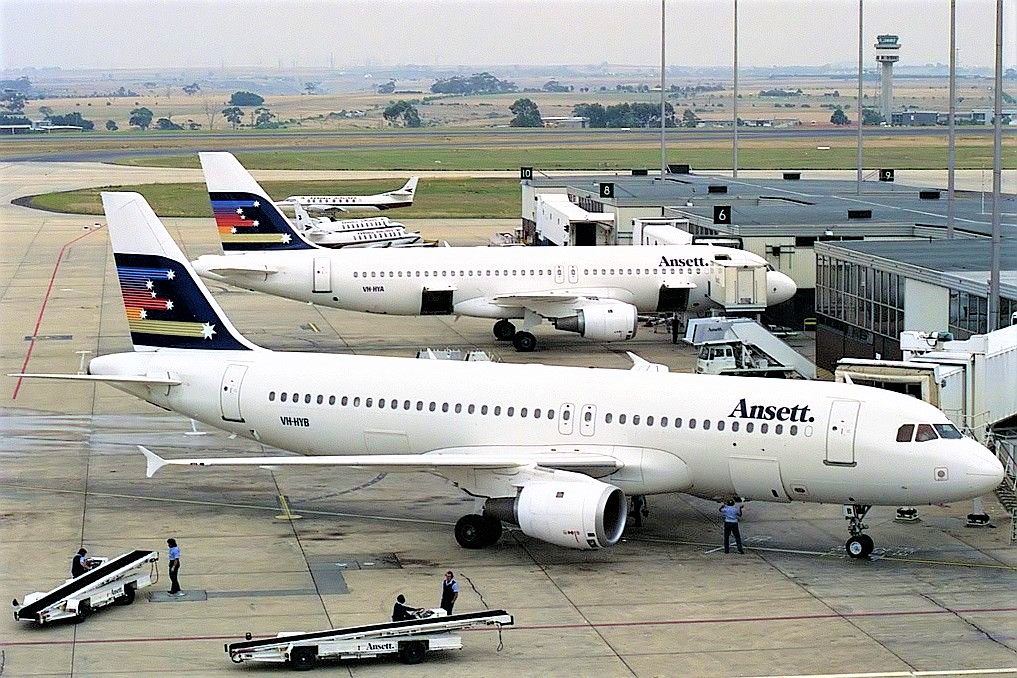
[1,162,1016,677]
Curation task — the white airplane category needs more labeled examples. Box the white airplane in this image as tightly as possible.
[12,192,1004,558]
[287,202,424,249]
[283,176,418,212]
[194,152,797,352]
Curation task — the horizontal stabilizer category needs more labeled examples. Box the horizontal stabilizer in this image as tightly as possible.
[10,373,181,386]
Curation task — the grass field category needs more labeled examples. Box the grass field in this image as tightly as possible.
[20,178,521,219]
[108,138,1012,171]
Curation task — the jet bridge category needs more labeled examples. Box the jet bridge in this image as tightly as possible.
[226,609,514,669]
[685,317,817,379]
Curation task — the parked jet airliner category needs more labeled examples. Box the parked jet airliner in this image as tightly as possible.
[13,192,1004,558]
[284,176,418,212]
[193,153,797,351]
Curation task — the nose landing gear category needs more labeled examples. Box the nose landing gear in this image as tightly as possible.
[844,504,874,558]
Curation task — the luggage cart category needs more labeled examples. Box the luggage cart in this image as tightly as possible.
[226,608,514,670]
[12,550,159,624]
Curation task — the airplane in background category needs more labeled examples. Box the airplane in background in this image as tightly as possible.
[286,201,424,248]
[11,192,1004,558]
[193,152,797,352]
[283,176,419,212]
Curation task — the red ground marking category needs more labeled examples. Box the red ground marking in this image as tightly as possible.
[11,225,105,400]
[2,605,1015,648]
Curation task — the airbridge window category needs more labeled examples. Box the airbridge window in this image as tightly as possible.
[896,424,914,442]
[915,424,938,442]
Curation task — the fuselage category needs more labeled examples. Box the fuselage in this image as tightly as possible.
[90,348,1002,507]
[193,244,794,318]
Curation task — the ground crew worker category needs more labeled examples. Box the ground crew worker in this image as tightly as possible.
[167,538,183,595]
[71,548,90,578]
[671,313,681,344]
[392,594,421,622]
[440,571,459,615]
[720,499,745,554]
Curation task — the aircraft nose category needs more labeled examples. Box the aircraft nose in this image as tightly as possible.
[766,270,797,306]
[965,448,1005,496]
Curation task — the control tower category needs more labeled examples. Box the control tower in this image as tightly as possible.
[874,34,901,121]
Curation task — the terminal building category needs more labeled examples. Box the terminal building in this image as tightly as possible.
[520,169,1017,326]
[814,239,1017,371]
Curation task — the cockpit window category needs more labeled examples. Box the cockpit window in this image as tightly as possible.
[896,424,914,443]
[915,424,938,443]
[933,423,963,439]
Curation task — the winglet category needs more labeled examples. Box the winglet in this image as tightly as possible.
[138,445,168,478]
[627,352,669,373]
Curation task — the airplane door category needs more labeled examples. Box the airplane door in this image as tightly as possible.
[220,364,248,423]
[568,265,579,284]
[826,400,860,465]
[728,457,790,502]
[558,403,575,435]
[554,265,565,284]
[579,404,596,436]
[313,258,331,293]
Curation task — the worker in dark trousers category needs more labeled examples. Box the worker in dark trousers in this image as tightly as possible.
[440,571,459,615]
[720,500,745,554]
[392,594,421,622]
[671,314,681,344]
[167,538,183,595]
[71,548,90,578]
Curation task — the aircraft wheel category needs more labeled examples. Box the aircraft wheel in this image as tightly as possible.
[493,320,516,341]
[846,535,873,559]
[512,331,537,352]
[288,646,318,671]
[455,515,491,549]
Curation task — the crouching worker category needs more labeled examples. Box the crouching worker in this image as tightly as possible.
[392,594,421,622]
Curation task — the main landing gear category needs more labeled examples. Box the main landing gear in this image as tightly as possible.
[454,514,503,549]
[843,504,874,558]
[492,320,537,353]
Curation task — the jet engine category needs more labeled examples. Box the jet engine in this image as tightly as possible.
[484,478,627,549]
[553,301,638,341]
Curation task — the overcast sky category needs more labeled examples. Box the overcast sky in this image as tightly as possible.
[1,0,1014,71]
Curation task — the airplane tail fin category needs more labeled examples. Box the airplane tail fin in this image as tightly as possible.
[102,192,259,351]
[397,176,418,197]
[198,152,317,253]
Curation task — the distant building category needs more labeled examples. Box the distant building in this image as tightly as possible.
[540,116,589,129]
[874,34,901,121]
[891,111,938,126]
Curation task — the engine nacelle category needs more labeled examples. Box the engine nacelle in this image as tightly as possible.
[553,301,638,341]
[484,479,627,549]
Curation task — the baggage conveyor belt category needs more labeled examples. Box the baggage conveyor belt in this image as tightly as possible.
[14,550,157,621]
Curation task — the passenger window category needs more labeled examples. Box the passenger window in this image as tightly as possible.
[703,419,712,431]
[404,400,411,410]
[718,420,726,431]
[365,398,373,407]
[789,425,797,435]
[378,398,385,408]
[353,397,361,407]
[494,406,501,416]
[520,407,527,417]
[661,416,668,427]
[934,423,963,439]
[605,413,613,423]
[619,414,627,424]
[746,422,754,433]
[481,405,489,415]
[429,402,436,412]
[316,395,323,404]
[562,409,570,421]
[442,403,448,412]
[915,424,938,442]
[896,424,914,442]
[775,424,783,434]
[689,418,697,429]
[732,421,739,432]
[584,411,592,422]
[455,403,462,413]
[391,400,398,409]
[281,392,288,402]
[269,391,276,402]
[534,408,541,418]
[304,394,312,404]
[329,395,336,405]
[292,392,299,402]
[547,409,554,419]
[341,396,348,406]
[675,418,682,428]
[507,407,514,417]
[646,416,654,426]
[416,401,423,411]
[633,415,640,425]
[759,423,767,434]
[468,404,476,414]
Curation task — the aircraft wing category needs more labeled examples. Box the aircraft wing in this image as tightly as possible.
[139,445,622,478]
[10,373,181,386]
[197,262,278,276]
[491,292,637,320]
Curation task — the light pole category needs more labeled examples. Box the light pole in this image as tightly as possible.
[988,0,1003,331]
[947,0,956,238]
[732,0,739,178]
[856,0,864,195]
[660,0,667,178]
